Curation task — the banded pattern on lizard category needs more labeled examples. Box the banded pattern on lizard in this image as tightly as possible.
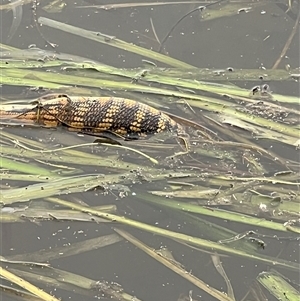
[0,94,186,140]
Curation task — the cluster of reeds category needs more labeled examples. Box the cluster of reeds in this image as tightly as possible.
[0,0,299,300]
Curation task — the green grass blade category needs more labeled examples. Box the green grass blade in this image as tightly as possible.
[38,17,194,68]
[201,2,265,22]
[44,197,300,271]
[257,270,300,301]
[0,157,57,176]
[7,234,122,262]
[140,194,300,233]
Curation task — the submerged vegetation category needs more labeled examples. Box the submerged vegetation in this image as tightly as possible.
[0,0,299,300]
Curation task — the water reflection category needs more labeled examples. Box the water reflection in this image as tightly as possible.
[0,0,299,300]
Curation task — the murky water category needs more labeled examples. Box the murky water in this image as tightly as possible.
[1,0,299,300]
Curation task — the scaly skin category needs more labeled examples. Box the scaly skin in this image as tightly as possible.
[0,94,185,139]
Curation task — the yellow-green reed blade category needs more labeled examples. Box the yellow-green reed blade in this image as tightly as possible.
[37,17,194,68]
